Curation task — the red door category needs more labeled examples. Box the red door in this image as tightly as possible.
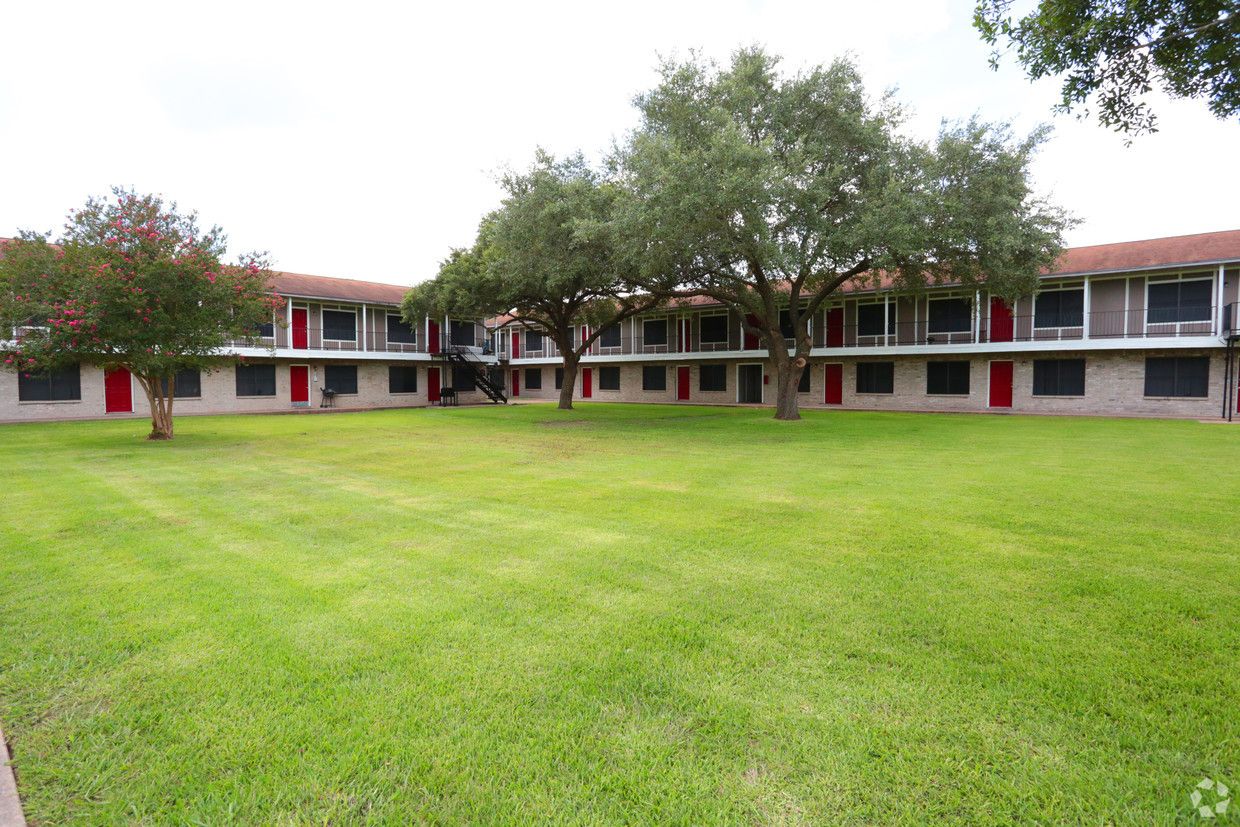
[581,367,593,398]
[104,367,132,413]
[511,330,521,359]
[291,308,308,349]
[990,297,1013,343]
[290,365,309,404]
[428,320,440,355]
[826,308,844,347]
[677,366,690,401]
[743,314,760,350]
[824,363,843,405]
[989,360,1013,408]
[427,367,441,402]
[511,369,520,397]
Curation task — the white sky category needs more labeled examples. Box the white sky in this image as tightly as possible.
[1,0,1237,286]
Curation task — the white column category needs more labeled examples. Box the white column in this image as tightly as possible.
[1083,279,1091,339]
[1217,264,1226,336]
[974,291,981,343]
[361,303,368,352]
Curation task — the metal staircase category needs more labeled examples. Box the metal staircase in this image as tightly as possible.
[438,345,507,404]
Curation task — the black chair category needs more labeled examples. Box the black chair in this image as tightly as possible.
[320,388,337,408]
[440,387,458,407]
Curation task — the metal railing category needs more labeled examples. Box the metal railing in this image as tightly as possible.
[227,327,426,353]
[492,306,1223,358]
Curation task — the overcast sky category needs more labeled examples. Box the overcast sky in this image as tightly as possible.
[1,1,1236,286]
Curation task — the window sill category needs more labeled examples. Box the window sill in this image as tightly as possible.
[926,393,970,398]
[236,394,278,398]
[18,399,82,405]
[1142,395,1208,401]
[388,391,419,396]
[1031,394,1085,399]
[854,392,894,396]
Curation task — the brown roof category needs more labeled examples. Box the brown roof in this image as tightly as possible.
[269,271,409,305]
[1051,229,1240,275]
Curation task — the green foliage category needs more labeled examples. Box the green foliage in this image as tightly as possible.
[975,0,1240,135]
[618,47,1071,417]
[403,152,671,355]
[1,189,280,378]
[0,188,282,437]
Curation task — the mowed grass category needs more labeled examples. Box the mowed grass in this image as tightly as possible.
[0,404,1236,825]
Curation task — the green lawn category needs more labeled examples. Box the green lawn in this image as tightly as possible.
[0,404,1236,824]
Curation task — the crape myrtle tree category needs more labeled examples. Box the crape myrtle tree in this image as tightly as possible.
[975,0,1239,136]
[404,152,673,410]
[0,189,282,439]
[619,48,1072,420]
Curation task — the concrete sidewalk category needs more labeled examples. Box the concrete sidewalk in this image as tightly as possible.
[0,724,24,827]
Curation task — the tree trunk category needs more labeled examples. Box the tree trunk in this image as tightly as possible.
[768,336,810,422]
[558,355,579,410]
[138,372,175,440]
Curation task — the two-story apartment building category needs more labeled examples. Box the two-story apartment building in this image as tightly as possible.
[0,269,493,422]
[494,230,1240,419]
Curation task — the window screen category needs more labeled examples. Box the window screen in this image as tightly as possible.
[555,368,563,389]
[599,367,620,390]
[451,367,475,391]
[599,325,622,348]
[1033,290,1084,328]
[798,366,811,393]
[389,365,418,393]
[449,319,475,346]
[322,309,357,340]
[325,364,358,394]
[387,315,416,344]
[1144,357,1208,397]
[643,318,668,346]
[1147,280,1212,323]
[161,368,201,398]
[524,330,544,351]
[857,303,894,337]
[856,362,894,394]
[525,368,542,389]
[699,364,726,391]
[17,364,81,401]
[928,298,971,333]
[926,361,969,395]
[235,364,276,396]
[700,315,729,343]
[1032,359,1086,396]
[642,365,666,390]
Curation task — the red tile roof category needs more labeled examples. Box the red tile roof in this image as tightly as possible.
[268,271,408,305]
[1050,229,1240,275]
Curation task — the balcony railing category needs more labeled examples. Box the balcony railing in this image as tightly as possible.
[493,306,1223,358]
[227,328,427,353]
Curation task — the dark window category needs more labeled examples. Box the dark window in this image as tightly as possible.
[643,318,668,346]
[525,368,542,390]
[555,368,563,389]
[254,320,275,337]
[488,367,505,389]
[599,325,621,348]
[17,364,81,401]
[524,329,544,351]
[389,365,418,393]
[322,309,357,341]
[1147,279,1212,323]
[387,315,416,344]
[449,319,475,346]
[1032,359,1086,396]
[642,365,666,391]
[451,366,475,392]
[699,364,726,391]
[928,298,972,333]
[926,361,970,395]
[856,362,894,394]
[798,366,811,393]
[599,366,620,390]
[325,364,358,394]
[1034,289,1084,328]
[699,314,729,343]
[857,303,895,337]
[161,368,201,398]
[1144,357,1209,397]
[235,364,276,396]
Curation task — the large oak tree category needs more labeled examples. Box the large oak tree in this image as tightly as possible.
[0,189,282,439]
[404,152,672,410]
[975,0,1239,136]
[618,48,1072,420]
